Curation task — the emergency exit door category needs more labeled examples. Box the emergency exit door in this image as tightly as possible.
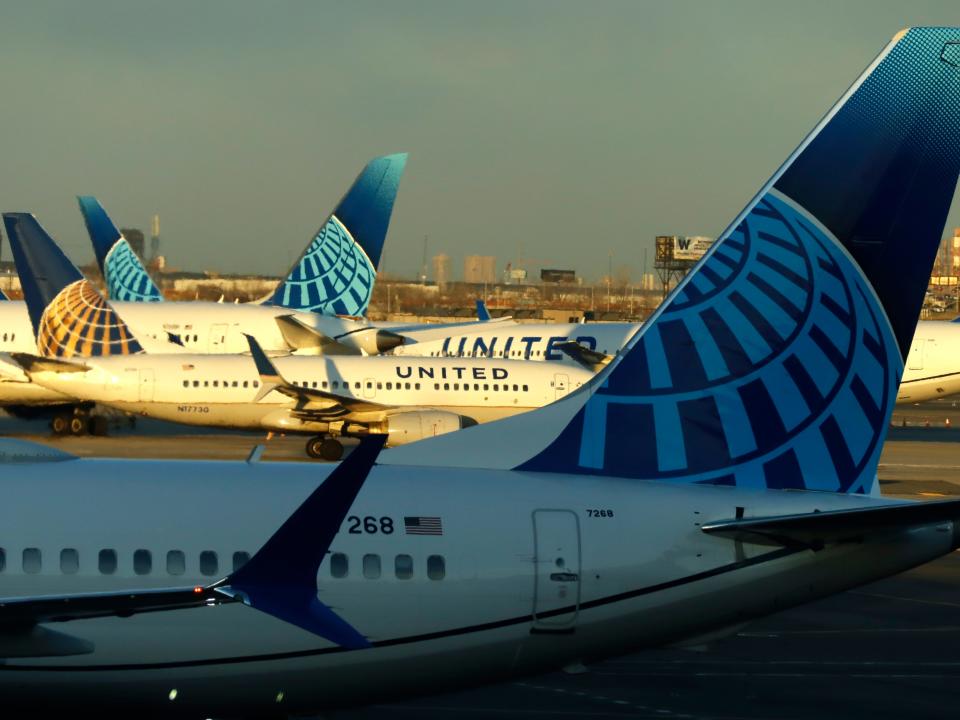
[532,509,581,630]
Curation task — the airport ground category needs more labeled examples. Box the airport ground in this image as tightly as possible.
[4,402,960,719]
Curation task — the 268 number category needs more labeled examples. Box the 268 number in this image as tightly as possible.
[347,515,394,534]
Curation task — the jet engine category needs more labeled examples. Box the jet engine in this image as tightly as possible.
[383,410,478,446]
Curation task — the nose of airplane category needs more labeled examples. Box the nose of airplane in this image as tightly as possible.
[375,330,406,353]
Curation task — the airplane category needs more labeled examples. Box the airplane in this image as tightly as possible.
[0,158,412,429]
[0,26,958,716]
[896,320,960,403]
[6,220,594,458]
[80,153,406,316]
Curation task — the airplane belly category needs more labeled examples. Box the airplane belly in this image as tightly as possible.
[0,381,73,405]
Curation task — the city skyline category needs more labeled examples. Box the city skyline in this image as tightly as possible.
[1,2,959,282]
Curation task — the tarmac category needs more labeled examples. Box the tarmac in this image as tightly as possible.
[4,401,960,719]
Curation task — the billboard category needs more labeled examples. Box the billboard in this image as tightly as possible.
[672,235,714,261]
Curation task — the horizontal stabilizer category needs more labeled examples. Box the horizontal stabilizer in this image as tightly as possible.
[701,498,960,547]
[9,353,90,374]
[554,340,612,371]
[275,315,359,355]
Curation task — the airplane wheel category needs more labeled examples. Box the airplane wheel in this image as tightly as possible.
[305,437,325,459]
[320,438,344,461]
[51,414,69,435]
[89,416,109,437]
[69,416,87,435]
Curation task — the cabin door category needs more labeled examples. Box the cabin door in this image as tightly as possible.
[139,369,156,402]
[532,510,581,631]
[553,373,569,399]
[209,324,229,352]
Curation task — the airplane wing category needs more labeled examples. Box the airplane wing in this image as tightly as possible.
[701,498,960,548]
[553,340,612,372]
[0,435,387,656]
[245,333,394,415]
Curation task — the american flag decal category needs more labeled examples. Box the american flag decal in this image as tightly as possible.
[404,516,442,536]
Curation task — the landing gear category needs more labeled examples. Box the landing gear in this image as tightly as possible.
[49,407,109,437]
[305,436,344,461]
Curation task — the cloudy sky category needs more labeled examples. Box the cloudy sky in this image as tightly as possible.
[1,1,959,281]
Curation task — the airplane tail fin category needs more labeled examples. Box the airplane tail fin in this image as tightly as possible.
[3,213,145,358]
[266,153,407,317]
[0,287,8,301]
[384,28,960,496]
[77,196,163,303]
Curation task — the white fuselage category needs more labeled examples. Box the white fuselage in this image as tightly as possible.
[0,300,380,406]
[394,322,641,362]
[0,456,950,715]
[898,320,960,403]
[25,354,593,438]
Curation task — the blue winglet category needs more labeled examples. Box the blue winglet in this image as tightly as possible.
[77,196,163,302]
[225,435,387,649]
[266,153,407,317]
[0,287,8,301]
[476,299,491,321]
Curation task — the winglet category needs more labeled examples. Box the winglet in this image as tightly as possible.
[77,196,163,302]
[476,299,491,322]
[244,333,285,402]
[0,287,8,301]
[221,435,387,648]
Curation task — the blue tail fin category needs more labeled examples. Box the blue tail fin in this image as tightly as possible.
[77,196,163,303]
[387,28,960,496]
[265,153,407,317]
[476,299,491,321]
[3,213,144,358]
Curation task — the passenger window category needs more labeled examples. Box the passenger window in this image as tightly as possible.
[484,384,489,391]
[232,381,238,387]
[167,550,185,576]
[362,554,381,579]
[386,382,392,390]
[253,381,259,388]
[473,383,479,390]
[523,384,529,391]
[355,382,361,389]
[213,380,219,388]
[183,380,189,388]
[323,381,329,388]
[366,382,373,389]
[395,554,413,580]
[204,381,209,388]
[427,555,445,580]
[232,551,250,572]
[434,383,439,390]
[312,381,318,388]
[200,551,219,576]
[405,382,411,390]
[99,549,117,575]
[243,381,249,388]
[22,547,41,574]
[513,384,519,391]
[377,382,382,390]
[0,548,6,572]
[134,549,152,575]
[443,383,449,390]
[330,552,348,578]
[332,381,339,389]
[415,383,421,390]
[453,383,459,390]
[193,380,199,388]
[60,548,79,574]
[493,384,499,391]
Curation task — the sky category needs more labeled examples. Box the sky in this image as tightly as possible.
[1,1,960,282]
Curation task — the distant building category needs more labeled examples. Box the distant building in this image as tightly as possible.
[120,228,146,259]
[432,253,450,290]
[540,269,576,284]
[464,255,496,284]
